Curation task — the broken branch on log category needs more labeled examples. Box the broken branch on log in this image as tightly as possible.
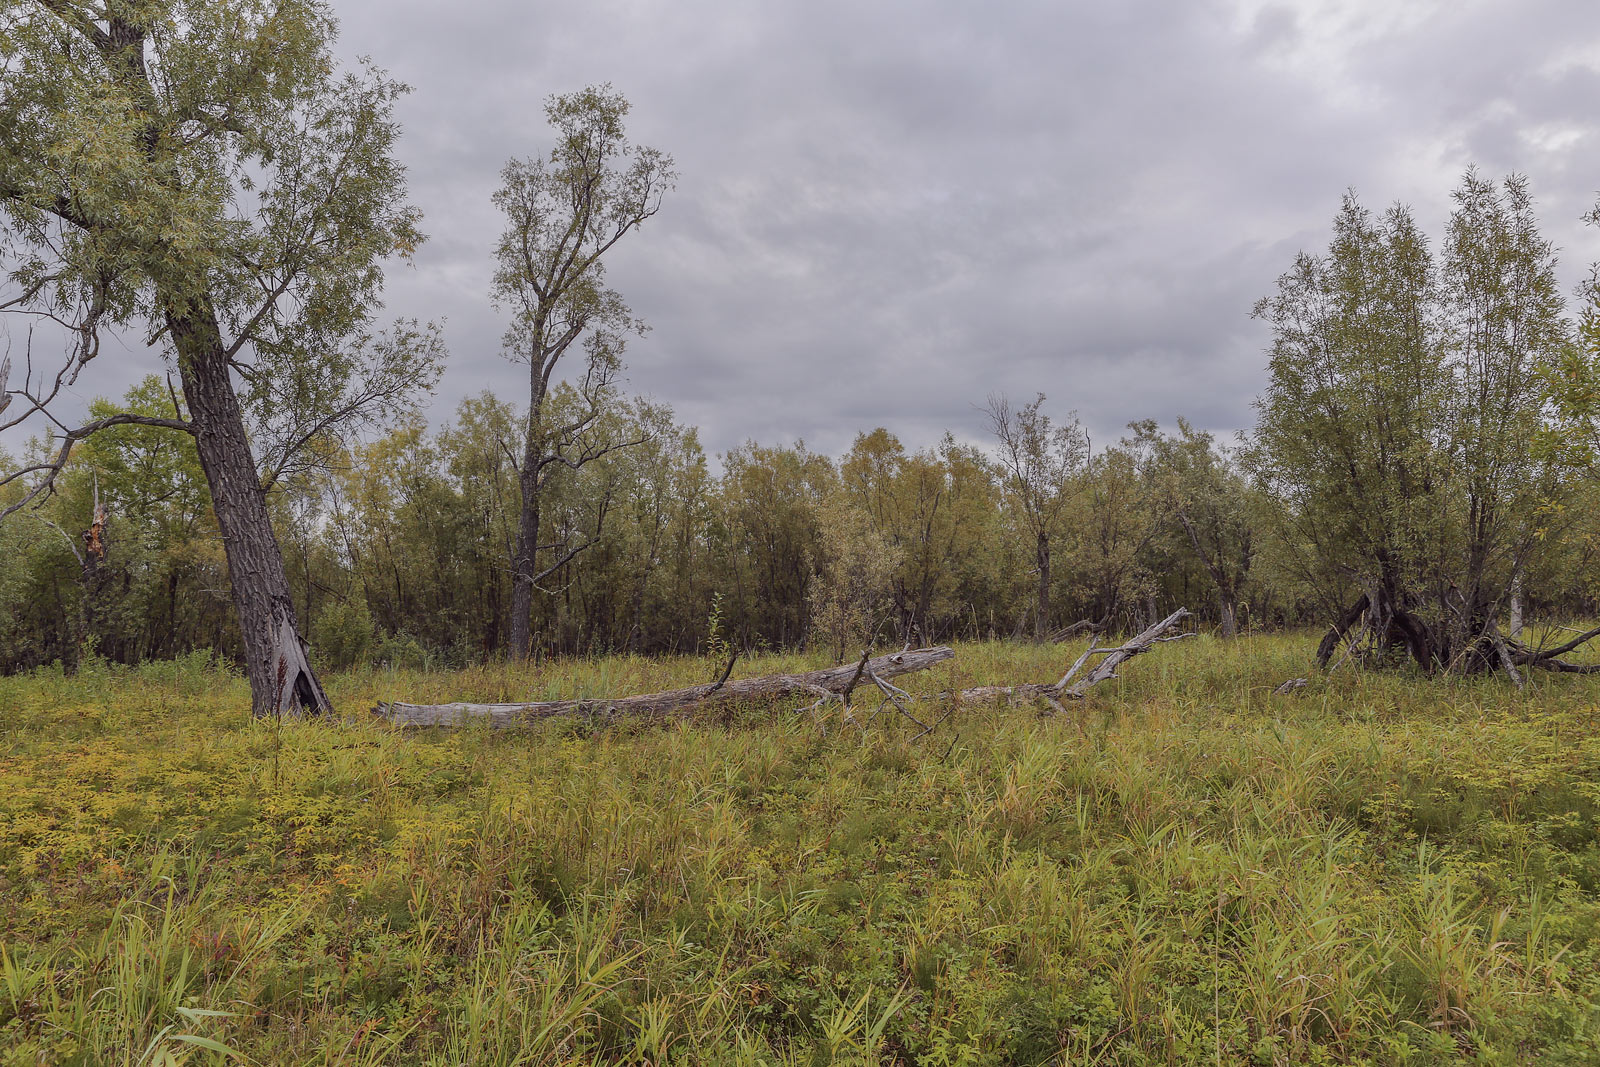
[839,649,872,708]
[946,608,1194,709]
[705,648,740,696]
[1059,609,1193,698]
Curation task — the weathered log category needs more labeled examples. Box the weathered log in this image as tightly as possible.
[1060,608,1193,697]
[949,608,1193,707]
[377,646,956,728]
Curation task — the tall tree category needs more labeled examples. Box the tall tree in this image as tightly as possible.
[1137,419,1255,637]
[1249,175,1572,674]
[986,394,1088,639]
[492,84,675,661]
[840,428,1004,643]
[1070,435,1159,628]
[0,1,436,715]
[716,442,833,649]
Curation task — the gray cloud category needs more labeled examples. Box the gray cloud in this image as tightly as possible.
[10,0,1600,464]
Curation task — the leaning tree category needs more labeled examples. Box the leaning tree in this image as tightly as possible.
[0,1,439,716]
[1248,172,1594,679]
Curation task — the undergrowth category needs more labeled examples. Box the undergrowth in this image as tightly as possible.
[2,634,1599,1064]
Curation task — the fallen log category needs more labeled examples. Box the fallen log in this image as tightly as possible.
[377,609,1198,730]
[947,608,1193,708]
[377,646,956,728]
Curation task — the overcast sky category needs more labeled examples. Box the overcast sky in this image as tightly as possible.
[17,0,1600,462]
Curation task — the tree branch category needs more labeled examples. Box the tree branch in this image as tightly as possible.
[0,412,193,521]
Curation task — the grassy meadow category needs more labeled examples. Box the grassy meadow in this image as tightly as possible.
[2,634,1599,1065]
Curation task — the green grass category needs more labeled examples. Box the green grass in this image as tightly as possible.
[2,634,1599,1064]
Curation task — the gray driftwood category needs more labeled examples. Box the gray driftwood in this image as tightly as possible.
[948,608,1193,708]
[377,646,957,728]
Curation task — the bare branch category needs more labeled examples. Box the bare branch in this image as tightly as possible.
[0,411,194,521]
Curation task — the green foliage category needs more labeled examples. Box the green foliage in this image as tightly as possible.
[311,598,376,670]
[0,0,439,477]
[809,493,899,662]
[1136,419,1258,634]
[3,636,1599,1063]
[1247,172,1574,663]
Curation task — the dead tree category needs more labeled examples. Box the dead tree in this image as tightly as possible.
[945,608,1193,711]
[376,609,1195,730]
[378,646,955,728]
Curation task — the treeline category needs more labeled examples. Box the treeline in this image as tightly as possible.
[6,375,1598,674]
[9,170,1600,677]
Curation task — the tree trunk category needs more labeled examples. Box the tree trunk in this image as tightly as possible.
[508,468,541,661]
[71,499,108,672]
[509,369,548,662]
[1316,595,1369,667]
[1217,596,1238,639]
[1509,572,1524,640]
[169,301,330,718]
[1035,530,1051,641]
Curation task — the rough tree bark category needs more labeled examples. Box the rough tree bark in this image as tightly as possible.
[170,300,329,718]
[507,372,547,663]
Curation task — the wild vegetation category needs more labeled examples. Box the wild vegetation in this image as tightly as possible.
[5,3,1600,1065]
[3,636,1599,1064]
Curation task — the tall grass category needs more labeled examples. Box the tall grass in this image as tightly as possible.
[1,633,1598,1063]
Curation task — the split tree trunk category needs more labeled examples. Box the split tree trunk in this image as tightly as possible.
[169,299,330,718]
[1315,589,1434,671]
[1315,595,1369,668]
[90,15,328,719]
[1314,582,1596,679]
